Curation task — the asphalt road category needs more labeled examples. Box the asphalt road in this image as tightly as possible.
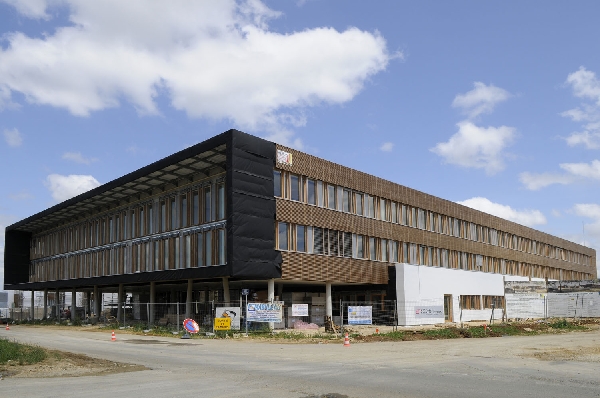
[2,326,600,398]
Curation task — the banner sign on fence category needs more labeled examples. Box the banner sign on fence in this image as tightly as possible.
[214,317,231,330]
[292,304,309,317]
[547,280,600,293]
[504,281,547,294]
[414,306,444,318]
[348,306,372,325]
[215,307,241,330]
[247,302,283,323]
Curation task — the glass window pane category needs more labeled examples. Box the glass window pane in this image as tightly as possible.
[205,232,212,265]
[290,174,300,201]
[278,222,289,250]
[218,229,226,264]
[317,181,324,207]
[355,193,363,216]
[343,189,350,212]
[197,233,204,267]
[171,199,176,230]
[160,201,166,232]
[369,237,376,260]
[181,197,188,228]
[217,183,225,219]
[204,186,212,222]
[273,170,282,197]
[327,185,335,210]
[307,179,316,205]
[357,235,364,258]
[297,225,305,252]
[193,192,199,224]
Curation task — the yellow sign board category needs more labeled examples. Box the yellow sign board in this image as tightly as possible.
[214,317,231,330]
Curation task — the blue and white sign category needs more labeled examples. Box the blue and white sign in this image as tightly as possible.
[348,306,372,325]
[292,303,309,317]
[247,302,283,323]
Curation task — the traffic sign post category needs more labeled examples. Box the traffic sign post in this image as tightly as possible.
[242,289,249,336]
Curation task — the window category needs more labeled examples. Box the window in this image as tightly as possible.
[131,210,136,239]
[380,199,386,221]
[185,235,191,268]
[174,238,180,269]
[274,170,282,197]
[314,227,324,254]
[181,196,188,228]
[193,192,199,225]
[217,229,226,264]
[391,202,397,223]
[171,198,177,230]
[342,189,350,213]
[307,179,316,205]
[205,232,212,266]
[342,232,352,258]
[115,215,120,241]
[367,195,375,218]
[390,241,398,263]
[217,183,225,220]
[140,208,145,236]
[160,201,167,232]
[369,237,376,260]
[483,296,504,309]
[355,193,363,216]
[204,186,212,222]
[297,225,306,252]
[327,185,336,210]
[355,235,364,259]
[317,181,324,207]
[154,241,160,270]
[148,205,153,234]
[460,295,482,310]
[381,239,388,262]
[197,233,204,267]
[290,174,300,201]
[278,222,289,250]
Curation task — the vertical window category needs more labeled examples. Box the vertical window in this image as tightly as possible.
[171,198,177,230]
[342,189,350,213]
[217,183,225,220]
[369,237,376,260]
[290,174,300,201]
[317,181,324,207]
[401,205,407,225]
[307,179,316,205]
[391,202,397,223]
[390,241,398,263]
[327,185,335,210]
[356,235,364,259]
[278,222,289,250]
[193,192,199,225]
[115,216,120,241]
[204,186,212,222]
[205,232,212,266]
[381,239,388,262]
[296,225,306,252]
[217,229,226,264]
[336,186,343,210]
[181,196,188,228]
[197,233,204,267]
[123,213,128,239]
[131,210,136,239]
[164,239,169,270]
[380,199,386,221]
[185,235,191,268]
[343,232,352,258]
[148,205,153,234]
[174,238,180,269]
[160,201,166,232]
[273,170,282,197]
[355,193,363,216]
[140,208,145,236]
[314,227,324,254]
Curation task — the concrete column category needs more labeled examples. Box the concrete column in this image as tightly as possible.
[149,281,156,325]
[268,279,275,330]
[222,277,230,304]
[325,282,332,319]
[93,285,100,318]
[43,289,48,319]
[71,288,76,322]
[30,290,35,320]
[186,279,193,318]
[117,283,124,322]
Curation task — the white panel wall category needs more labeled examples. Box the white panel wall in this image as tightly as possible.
[395,263,533,326]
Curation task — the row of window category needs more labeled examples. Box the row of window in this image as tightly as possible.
[31,179,226,259]
[460,295,505,310]
[29,229,226,283]
[274,170,591,267]
[275,222,593,280]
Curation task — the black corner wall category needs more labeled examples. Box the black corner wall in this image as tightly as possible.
[226,130,282,279]
[3,229,31,288]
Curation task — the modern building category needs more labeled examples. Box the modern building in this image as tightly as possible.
[3,130,596,326]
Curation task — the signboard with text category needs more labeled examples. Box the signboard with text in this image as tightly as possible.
[292,304,309,317]
[247,302,283,323]
[414,306,444,318]
[214,317,231,331]
[348,306,372,325]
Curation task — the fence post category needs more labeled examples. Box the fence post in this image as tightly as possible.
[123,301,126,328]
[146,302,150,330]
[177,302,180,333]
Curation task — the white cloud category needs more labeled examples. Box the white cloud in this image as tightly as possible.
[3,127,22,147]
[559,159,600,179]
[62,151,98,165]
[519,172,576,190]
[0,0,50,19]
[573,204,600,262]
[0,1,391,140]
[431,121,515,174]
[44,174,101,203]
[9,191,33,201]
[452,82,511,119]
[562,67,600,149]
[379,142,393,152]
[457,197,546,227]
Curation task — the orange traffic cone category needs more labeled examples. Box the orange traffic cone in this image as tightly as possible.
[5,323,9,331]
[111,330,116,341]
[343,333,350,347]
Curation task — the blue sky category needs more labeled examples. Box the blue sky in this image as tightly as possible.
[2,0,600,291]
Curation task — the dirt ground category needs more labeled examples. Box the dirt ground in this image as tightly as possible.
[2,319,600,378]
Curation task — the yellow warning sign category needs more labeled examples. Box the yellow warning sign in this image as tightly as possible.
[214,317,231,330]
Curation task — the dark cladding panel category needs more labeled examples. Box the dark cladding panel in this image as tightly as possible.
[4,230,31,287]
[227,131,281,279]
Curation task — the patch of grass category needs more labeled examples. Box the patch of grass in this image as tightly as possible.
[378,331,406,340]
[423,328,461,339]
[550,319,586,331]
[485,324,522,336]
[0,338,47,365]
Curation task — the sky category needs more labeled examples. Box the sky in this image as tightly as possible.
[2,0,600,294]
